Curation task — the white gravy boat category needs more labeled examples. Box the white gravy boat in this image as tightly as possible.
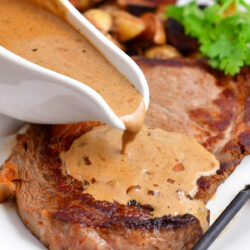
[0,0,149,136]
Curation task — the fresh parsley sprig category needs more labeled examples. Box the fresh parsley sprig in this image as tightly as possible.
[165,0,250,75]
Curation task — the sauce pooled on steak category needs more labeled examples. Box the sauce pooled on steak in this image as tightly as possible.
[61,125,220,230]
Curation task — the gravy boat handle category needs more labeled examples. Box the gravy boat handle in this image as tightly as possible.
[0,0,149,136]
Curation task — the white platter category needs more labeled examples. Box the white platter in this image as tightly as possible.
[0,131,249,249]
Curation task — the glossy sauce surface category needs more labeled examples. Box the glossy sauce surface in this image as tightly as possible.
[61,125,220,230]
[0,0,143,125]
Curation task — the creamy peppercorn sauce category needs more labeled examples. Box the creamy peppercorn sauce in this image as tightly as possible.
[1,0,220,231]
[61,125,220,231]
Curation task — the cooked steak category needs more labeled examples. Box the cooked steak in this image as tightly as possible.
[1,124,204,250]
[134,57,250,202]
[0,58,249,249]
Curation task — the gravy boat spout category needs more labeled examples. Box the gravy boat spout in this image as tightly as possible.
[0,0,149,136]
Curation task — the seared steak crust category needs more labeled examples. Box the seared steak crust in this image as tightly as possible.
[134,57,250,202]
[4,124,203,250]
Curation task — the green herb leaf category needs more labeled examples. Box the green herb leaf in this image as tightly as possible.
[165,0,250,75]
[208,34,233,59]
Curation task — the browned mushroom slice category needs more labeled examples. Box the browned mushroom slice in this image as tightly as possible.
[84,9,113,33]
[112,10,145,42]
[144,45,181,59]
[140,12,166,45]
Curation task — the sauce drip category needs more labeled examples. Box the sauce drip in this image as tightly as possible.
[61,125,220,230]
[121,100,146,153]
[0,0,145,150]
